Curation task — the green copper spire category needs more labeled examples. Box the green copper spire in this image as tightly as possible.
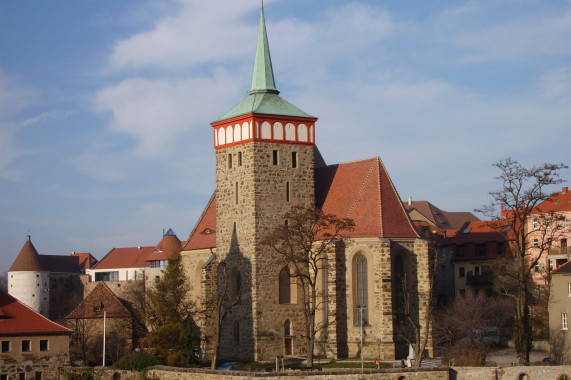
[248,0,279,95]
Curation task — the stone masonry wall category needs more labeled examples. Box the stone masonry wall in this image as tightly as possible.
[0,355,68,380]
[149,366,449,380]
[215,141,314,361]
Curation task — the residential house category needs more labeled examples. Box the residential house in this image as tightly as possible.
[441,220,512,298]
[528,186,571,284]
[403,199,479,303]
[0,291,71,380]
[548,260,571,364]
[86,228,182,287]
[66,282,144,365]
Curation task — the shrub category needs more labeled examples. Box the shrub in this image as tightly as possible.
[113,352,162,371]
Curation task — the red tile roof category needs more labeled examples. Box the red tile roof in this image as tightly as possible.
[533,187,571,213]
[71,252,98,270]
[9,236,43,272]
[93,246,155,270]
[0,291,71,336]
[67,282,131,319]
[152,229,183,261]
[316,157,418,238]
[404,200,479,229]
[185,158,419,246]
[183,194,217,250]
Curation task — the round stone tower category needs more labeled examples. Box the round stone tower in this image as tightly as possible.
[8,235,50,317]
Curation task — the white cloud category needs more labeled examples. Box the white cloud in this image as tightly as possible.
[0,69,38,181]
[93,70,242,157]
[436,4,571,64]
[106,0,259,72]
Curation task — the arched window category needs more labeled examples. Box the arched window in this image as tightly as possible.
[354,254,368,325]
[229,267,242,302]
[284,320,293,355]
[233,320,240,346]
[279,267,291,304]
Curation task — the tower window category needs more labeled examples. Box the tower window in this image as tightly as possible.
[286,182,290,202]
[235,182,239,204]
[228,153,233,169]
[292,152,297,168]
[238,152,242,166]
[273,150,279,165]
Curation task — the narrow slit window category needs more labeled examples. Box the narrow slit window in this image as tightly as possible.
[238,152,242,166]
[286,182,290,202]
[273,150,279,165]
[292,152,297,168]
[235,182,239,204]
[228,153,233,169]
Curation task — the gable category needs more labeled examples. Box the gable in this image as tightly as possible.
[315,157,418,239]
[66,282,131,319]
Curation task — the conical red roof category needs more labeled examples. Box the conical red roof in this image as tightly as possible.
[9,236,44,272]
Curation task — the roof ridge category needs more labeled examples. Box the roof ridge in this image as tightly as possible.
[346,158,377,219]
[377,157,420,239]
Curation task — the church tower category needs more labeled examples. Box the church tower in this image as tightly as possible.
[211,1,317,361]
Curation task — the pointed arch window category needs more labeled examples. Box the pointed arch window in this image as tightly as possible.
[279,267,291,304]
[284,320,293,355]
[233,320,240,346]
[354,254,368,325]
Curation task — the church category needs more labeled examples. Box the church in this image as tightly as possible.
[181,3,432,362]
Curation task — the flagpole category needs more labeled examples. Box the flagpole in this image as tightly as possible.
[103,310,106,367]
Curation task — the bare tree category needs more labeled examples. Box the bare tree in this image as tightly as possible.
[476,158,568,363]
[549,328,570,364]
[209,259,241,369]
[433,294,514,366]
[262,206,354,368]
[69,317,95,365]
[0,272,7,293]
[400,240,436,368]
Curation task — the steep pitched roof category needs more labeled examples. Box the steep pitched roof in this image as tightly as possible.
[71,252,98,270]
[151,228,183,261]
[0,291,71,336]
[404,200,479,229]
[9,236,44,272]
[315,157,418,239]
[183,193,217,251]
[66,282,131,319]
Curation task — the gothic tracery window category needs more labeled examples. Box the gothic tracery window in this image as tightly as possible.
[354,254,369,325]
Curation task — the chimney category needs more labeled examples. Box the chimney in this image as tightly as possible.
[408,196,412,206]
[563,187,568,194]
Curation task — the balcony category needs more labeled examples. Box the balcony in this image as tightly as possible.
[547,247,571,260]
[466,271,494,286]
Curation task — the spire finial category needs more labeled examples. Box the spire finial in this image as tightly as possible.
[248,0,279,95]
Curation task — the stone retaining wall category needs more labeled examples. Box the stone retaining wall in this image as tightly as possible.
[148,366,448,380]
[450,365,571,380]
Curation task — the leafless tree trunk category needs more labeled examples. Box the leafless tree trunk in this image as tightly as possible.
[476,158,567,363]
[262,206,354,368]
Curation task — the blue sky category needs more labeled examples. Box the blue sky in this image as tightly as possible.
[0,0,569,272]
